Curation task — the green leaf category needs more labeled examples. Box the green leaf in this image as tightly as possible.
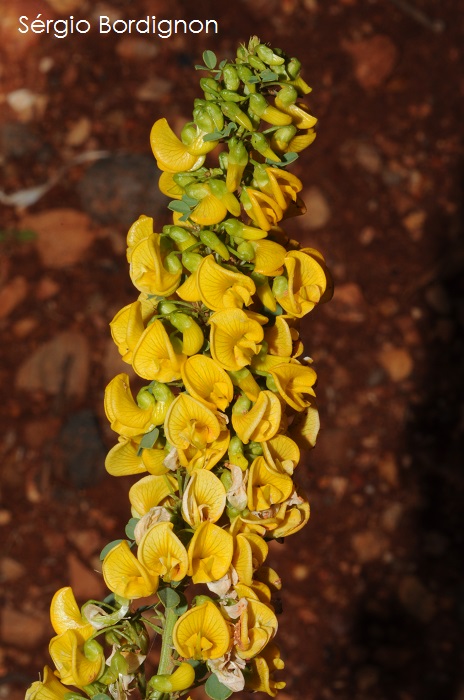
[265,151,298,168]
[282,151,299,164]
[137,427,160,454]
[99,539,124,561]
[205,673,233,699]
[260,69,279,82]
[89,695,112,700]
[158,587,181,609]
[203,130,224,142]
[125,518,139,540]
[203,50,217,70]
[168,200,191,214]
[182,194,200,206]
[247,75,260,84]
[174,591,188,615]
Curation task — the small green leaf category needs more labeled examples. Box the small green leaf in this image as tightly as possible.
[195,64,208,70]
[205,673,233,699]
[182,194,200,206]
[203,50,217,70]
[90,695,112,700]
[283,151,299,164]
[158,587,181,609]
[168,200,191,214]
[175,591,188,616]
[100,539,124,561]
[260,69,279,82]
[203,130,223,142]
[137,427,160,454]
[125,518,139,540]
[247,75,260,84]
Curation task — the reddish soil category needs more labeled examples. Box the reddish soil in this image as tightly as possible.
[1,1,463,699]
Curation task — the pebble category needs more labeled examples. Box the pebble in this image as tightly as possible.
[398,575,436,623]
[36,276,60,300]
[116,38,159,60]
[351,530,389,563]
[68,529,101,558]
[292,564,310,581]
[16,330,90,401]
[0,510,12,525]
[12,317,39,338]
[359,226,376,245]
[402,210,426,240]
[378,345,413,382]
[0,557,26,582]
[377,452,398,486]
[327,283,366,322]
[343,35,398,89]
[67,552,106,600]
[6,89,45,120]
[0,276,28,319]
[136,77,173,102]
[301,186,331,229]
[20,209,96,268]
[1,608,49,648]
[65,116,92,147]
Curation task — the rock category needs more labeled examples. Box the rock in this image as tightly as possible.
[398,576,436,623]
[6,89,46,121]
[67,552,106,601]
[65,116,92,147]
[343,35,398,89]
[301,186,331,229]
[1,608,49,648]
[326,283,366,322]
[377,453,398,486]
[0,557,26,582]
[23,418,61,450]
[12,317,39,338]
[45,0,82,12]
[78,154,164,226]
[16,331,90,401]
[59,410,106,488]
[351,530,389,563]
[20,209,96,268]
[292,564,310,581]
[36,276,60,300]
[136,77,173,101]
[359,226,376,245]
[0,276,28,319]
[402,210,426,240]
[116,38,159,60]
[68,529,101,558]
[378,345,413,382]
[381,503,403,532]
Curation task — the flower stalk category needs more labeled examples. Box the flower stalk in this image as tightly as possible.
[26,36,332,700]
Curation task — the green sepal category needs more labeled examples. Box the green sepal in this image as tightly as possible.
[205,673,233,700]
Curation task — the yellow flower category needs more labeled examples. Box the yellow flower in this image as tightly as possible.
[269,363,317,411]
[148,662,196,693]
[249,239,287,277]
[104,373,162,438]
[232,533,268,586]
[271,494,310,538]
[209,309,264,372]
[50,587,93,639]
[255,167,303,211]
[274,250,328,317]
[158,171,184,199]
[164,394,221,451]
[262,435,300,475]
[173,601,231,660]
[105,437,169,477]
[150,118,206,172]
[102,541,159,599]
[182,355,234,411]
[177,428,230,472]
[131,320,186,382]
[128,473,178,518]
[138,522,188,582]
[187,521,233,583]
[231,391,281,444]
[288,402,320,448]
[182,468,226,527]
[241,187,283,231]
[235,598,278,660]
[245,642,286,697]
[25,666,69,700]
[264,316,295,357]
[49,630,105,687]
[247,456,294,512]
[110,301,145,364]
[197,255,255,311]
[128,218,182,297]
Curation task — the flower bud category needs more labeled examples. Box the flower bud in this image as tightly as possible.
[200,230,230,261]
[223,64,240,91]
[148,662,195,693]
[182,251,203,272]
[256,44,285,66]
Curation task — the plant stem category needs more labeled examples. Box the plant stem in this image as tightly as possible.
[150,604,179,700]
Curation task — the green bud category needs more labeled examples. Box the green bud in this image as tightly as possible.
[277,84,298,107]
[193,106,215,133]
[199,230,230,261]
[220,101,254,131]
[248,93,269,118]
[158,300,178,315]
[182,251,203,272]
[165,225,198,251]
[266,375,278,392]
[220,89,245,103]
[287,57,301,79]
[151,380,174,403]
[248,441,263,456]
[228,138,248,167]
[236,45,248,61]
[223,64,240,91]
[250,271,267,287]
[169,312,194,332]
[185,182,210,200]
[164,251,183,274]
[256,44,285,66]
[272,124,297,150]
[180,121,198,146]
[236,241,255,261]
[229,435,245,454]
[251,132,280,161]
[220,469,233,491]
[236,64,256,93]
[272,275,288,297]
[248,55,267,71]
[137,387,155,410]
[205,102,224,130]
[232,393,252,414]
[200,77,220,95]
[173,172,197,188]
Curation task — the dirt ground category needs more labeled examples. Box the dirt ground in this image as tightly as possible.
[1,1,463,699]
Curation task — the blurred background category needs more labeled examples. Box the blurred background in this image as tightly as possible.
[0,0,463,698]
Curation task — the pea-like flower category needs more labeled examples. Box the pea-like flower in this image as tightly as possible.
[245,642,286,697]
[209,309,264,371]
[182,468,227,527]
[187,521,234,583]
[164,393,221,452]
[105,437,169,477]
[196,255,256,311]
[241,187,283,231]
[50,587,93,640]
[173,601,231,660]
[273,250,328,317]
[150,118,206,172]
[25,666,72,700]
[102,541,159,599]
[288,403,320,448]
[128,473,178,518]
[138,522,188,583]
[104,373,167,438]
[110,300,145,364]
[231,391,282,444]
[131,320,186,382]
[262,434,300,475]
[182,355,234,411]
[232,533,268,586]
[127,216,182,297]
[234,598,278,659]
[49,629,105,687]
[269,363,317,411]
[247,456,294,512]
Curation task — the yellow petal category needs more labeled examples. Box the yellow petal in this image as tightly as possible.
[187,522,233,583]
[150,118,205,173]
[262,435,300,475]
[182,355,233,411]
[232,391,281,444]
[247,456,294,511]
[233,533,268,585]
[272,498,310,538]
[276,250,327,318]
[127,214,152,256]
[197,255,255,311]
[236,598,278,660]
[105,438,147,477]
[270,363,317,411]
[190,194,228,226]
[26,666,70,700]
[129,474,178,518]
[50,588,93,639]
[132,321,186,382]
[102,541,158,599]
[142,445,170,475]
[138,522,188,582]
[250,239,287,277]
[209,309,264,372]
[176,268,201,302]
[264,316,293,357]
[287,403,320,448]
[178,429,230,472]
[49,630,104,687]
[182,469,226,527]
[129,230,181,297]
[173,601,231,660]
[104,373,155,438]
[158,171,184,199]
[164,394,221,451]
[243,188,283,231]
[110,301,145,363]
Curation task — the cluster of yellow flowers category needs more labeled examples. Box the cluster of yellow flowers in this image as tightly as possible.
[26,37,332,700]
